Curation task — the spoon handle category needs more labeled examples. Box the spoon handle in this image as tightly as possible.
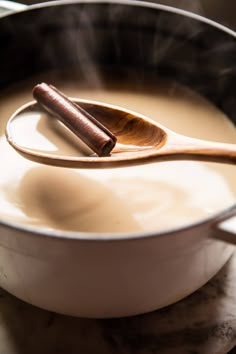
[160,134,236,165]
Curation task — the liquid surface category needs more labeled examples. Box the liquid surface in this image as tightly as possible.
[0,76,236,234]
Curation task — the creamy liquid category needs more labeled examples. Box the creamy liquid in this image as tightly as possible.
[1,77,236,234]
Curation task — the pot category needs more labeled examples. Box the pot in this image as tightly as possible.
[0,0,236,318]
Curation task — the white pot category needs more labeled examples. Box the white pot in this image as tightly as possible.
[0,0,236,318]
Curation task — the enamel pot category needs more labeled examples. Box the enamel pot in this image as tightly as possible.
[0,0,236,318]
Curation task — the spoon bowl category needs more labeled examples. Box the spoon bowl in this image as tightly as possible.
[6,98,236,168]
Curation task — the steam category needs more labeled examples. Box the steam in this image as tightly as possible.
[57,0,207,89]
[73,7,103,88]
[3,0,235,121]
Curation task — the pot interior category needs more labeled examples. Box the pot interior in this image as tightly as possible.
[1,1,236,122]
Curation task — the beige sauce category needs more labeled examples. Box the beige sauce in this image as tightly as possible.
[0,76,236,234]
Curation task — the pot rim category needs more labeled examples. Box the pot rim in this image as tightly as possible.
[1,0,236,242]
[4,0,236,37]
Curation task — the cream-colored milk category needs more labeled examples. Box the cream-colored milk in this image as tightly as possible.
[0,78,236,234]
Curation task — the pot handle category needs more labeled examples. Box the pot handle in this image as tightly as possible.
[0,0,27,16]
[212,210,236,245]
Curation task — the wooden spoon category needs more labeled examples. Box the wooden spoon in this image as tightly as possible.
[5,98,236,169]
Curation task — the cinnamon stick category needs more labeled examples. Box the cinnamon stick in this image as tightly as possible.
[49,84,116,142]
[32,83,117,157]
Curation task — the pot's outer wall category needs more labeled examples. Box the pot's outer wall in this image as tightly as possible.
[0,2,236,123]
